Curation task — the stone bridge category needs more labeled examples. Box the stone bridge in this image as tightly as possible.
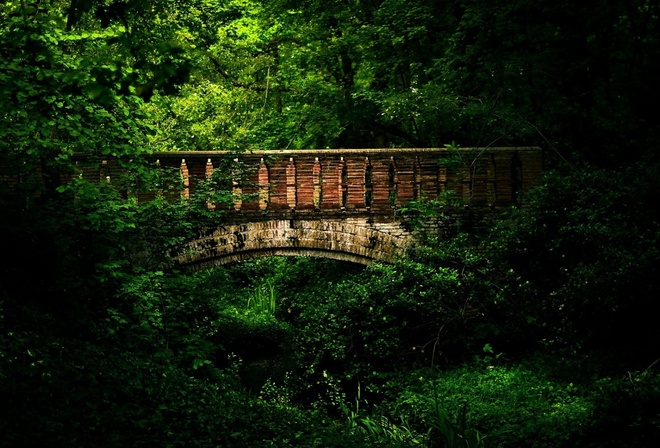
[78,147,543,266]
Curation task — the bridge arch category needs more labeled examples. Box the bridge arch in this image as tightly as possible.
[175,218,413,269]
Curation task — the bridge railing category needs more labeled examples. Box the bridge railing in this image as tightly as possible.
[64,147,542,215]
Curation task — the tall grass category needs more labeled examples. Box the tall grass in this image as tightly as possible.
[425,393,486,448]
[341,385,485,447]
[342,385,424,446]
[247,279,277,313]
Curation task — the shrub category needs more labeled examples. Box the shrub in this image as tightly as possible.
[392,362,592,448]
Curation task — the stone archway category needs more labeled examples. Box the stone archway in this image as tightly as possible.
[174,218,412,269]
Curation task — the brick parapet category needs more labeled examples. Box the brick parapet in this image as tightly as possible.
[14,147,541,266]
[123,147,542,212]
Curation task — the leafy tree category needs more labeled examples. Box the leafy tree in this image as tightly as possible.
[142,0,660,163]
[487,159,660,363]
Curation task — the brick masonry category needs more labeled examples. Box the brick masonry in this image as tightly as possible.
[177,218,412,267]
[139,147,543,209]
[65,147,542,266]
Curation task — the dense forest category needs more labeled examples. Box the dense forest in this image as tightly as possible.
[1,1,659,446]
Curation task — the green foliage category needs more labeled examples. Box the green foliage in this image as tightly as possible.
[392,362,592,448]
[2,1,660,446]
[137,0,660,159]
[232,238,503,414]
[577,370,660,448]
[487,159,660,359]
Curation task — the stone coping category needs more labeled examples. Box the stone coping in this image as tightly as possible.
[141,147,541,159]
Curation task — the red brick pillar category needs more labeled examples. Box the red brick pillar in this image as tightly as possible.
[286,158,297,209]
[419,154,438,200]
[266,157,287,210]
[438,163,448,195]
[312,157,322,209]
[321,157,341,210]
[369,156,391,211]
[346,156,366,209]
[294,156,318,210]
[395,156,415,206]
